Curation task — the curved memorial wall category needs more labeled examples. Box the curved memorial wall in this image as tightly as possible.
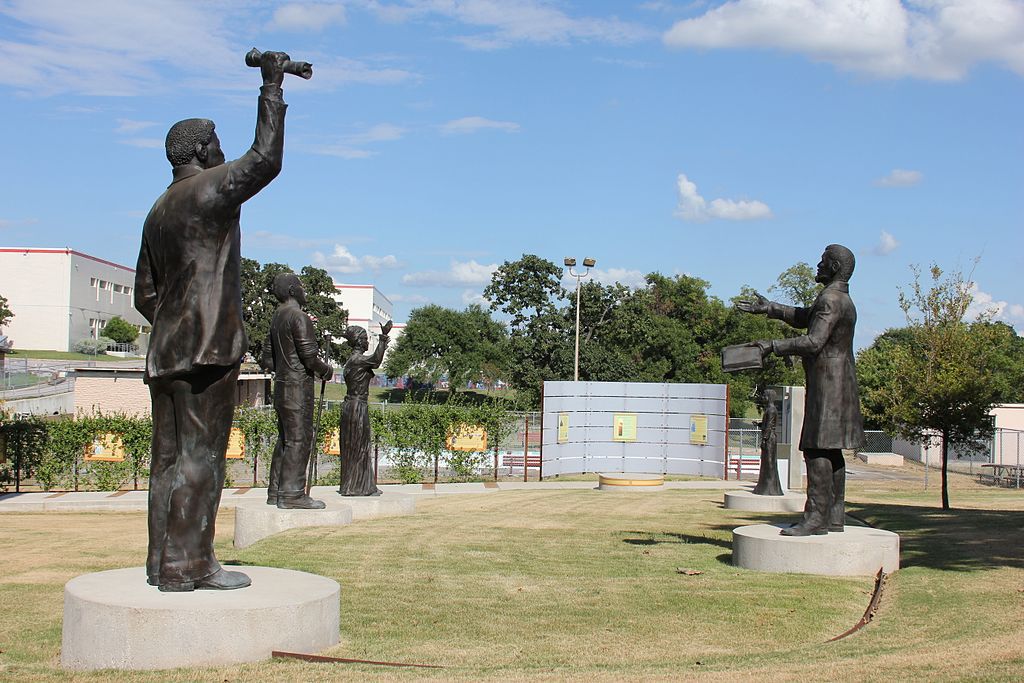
[541,381,728,477]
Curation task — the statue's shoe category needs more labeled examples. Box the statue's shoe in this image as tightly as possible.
[277,495,327,509]
[828,524,845,532]
[157,569,251,592]
[780,523,827,537]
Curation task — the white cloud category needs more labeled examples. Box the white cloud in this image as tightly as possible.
[873,230,901,255]
[674,173,772,222]
[301,123,407,159]
[663,0,1024,81]
[387,292,431,305]
[967,284,1024,326]
[563,268,648,289]
[269,3,346,32]
[440,116,521,135]
[114,118,157,134]
[0,217,39,229]
[875,168,923,187]
[245,230,335,250]
[118,137,164,149]
[367,0,653,49]
[402,260,498,287]
[0,1,414,97]
[461,289,489,306]
[312,244,401,274]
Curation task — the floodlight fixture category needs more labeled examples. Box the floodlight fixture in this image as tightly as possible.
[564,257,576,267]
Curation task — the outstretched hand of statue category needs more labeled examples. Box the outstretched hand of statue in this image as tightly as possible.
[736,291,769,315]
[380,320,393,336]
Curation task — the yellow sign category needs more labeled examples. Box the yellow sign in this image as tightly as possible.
[690,414,708,445]
[325,430,341,455]
[557,413,570,443]
[84,433,125,462]
[446,424,488,452]
[612,413,638,442]
[225,428,245,459]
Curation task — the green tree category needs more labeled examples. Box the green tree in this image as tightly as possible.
[298,265,348,364]
[240,259,348,364]
[769,261,822,307]
[858,263,1013,509]
[485,254,568,404]
[384,304,506,392]
[100,316,139,344]
[0,293,12,330]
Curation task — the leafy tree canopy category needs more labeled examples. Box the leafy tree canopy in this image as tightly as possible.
[100,316,138,344]
[768,261,822,308]
[0,293,12,330]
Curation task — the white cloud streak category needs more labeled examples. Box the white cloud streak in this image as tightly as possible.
[301,122,407,159]
[365,0,654,49]
[402,259,498,287]
[967,284,1024,327]
[269,3,347,32]
[875,168,923,187]
[562,268,648,289]
[313,244,401,274]
[873,230,901,255]
[440,116,521,135]
[674,173,772,222]
[663,0,1024,81]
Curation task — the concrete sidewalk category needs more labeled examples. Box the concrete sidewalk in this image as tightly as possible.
[0,479,750,513]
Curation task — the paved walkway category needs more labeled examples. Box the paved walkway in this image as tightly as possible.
[0,479,751,513]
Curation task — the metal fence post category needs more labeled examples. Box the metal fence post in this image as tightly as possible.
[523,415,529,483]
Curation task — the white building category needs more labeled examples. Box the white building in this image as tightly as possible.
[0,247,149,352]
[331,283,404,359]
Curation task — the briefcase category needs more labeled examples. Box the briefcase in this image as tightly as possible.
[721,343,763,372]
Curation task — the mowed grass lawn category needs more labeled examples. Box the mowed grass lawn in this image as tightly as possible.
[1,471,1023,681]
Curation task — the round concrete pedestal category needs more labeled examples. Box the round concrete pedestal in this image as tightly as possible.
[724,490,806,512]
[62,566,339,670]
[732,524,899,576]
[597,473,665,491]
[235,501,353,549]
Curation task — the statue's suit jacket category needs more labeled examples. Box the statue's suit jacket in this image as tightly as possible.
[135,84,287,379]
[768,281,865,451]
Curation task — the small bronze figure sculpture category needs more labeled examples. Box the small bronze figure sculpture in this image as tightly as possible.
[261,273,333,509]
[751,388,783,496]
[338,322,391,496]
[736,244,865,536]
[135,50,306,591]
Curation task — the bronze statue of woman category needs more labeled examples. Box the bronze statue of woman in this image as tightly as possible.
[751,388,783,496]
[339,321,391,496]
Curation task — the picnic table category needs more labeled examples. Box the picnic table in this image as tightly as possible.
[979,463,1024,488]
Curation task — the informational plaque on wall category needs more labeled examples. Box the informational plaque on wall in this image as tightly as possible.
[612,413,638,442]
[557,413,570,443]
[689,414,708,445]
[225,427,245,459]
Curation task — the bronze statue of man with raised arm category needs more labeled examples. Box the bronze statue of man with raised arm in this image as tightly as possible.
[737,244,865,536]
[135,50,304,591]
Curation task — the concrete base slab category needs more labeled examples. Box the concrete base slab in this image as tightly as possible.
[333,490,417,520]
[724,490,806,512]
[61,566,339,670]
[597,472,665,491]
[234,500,354,549]
[857,451,905,466]
[732,524,900,576]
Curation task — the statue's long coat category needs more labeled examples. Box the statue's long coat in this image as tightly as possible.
[768,281,865,451]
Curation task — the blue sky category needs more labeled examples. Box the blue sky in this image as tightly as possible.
[1,0,1021,349]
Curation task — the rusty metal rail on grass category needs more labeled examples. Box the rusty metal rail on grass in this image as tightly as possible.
[272,650,443,668]
[828,567,888,642]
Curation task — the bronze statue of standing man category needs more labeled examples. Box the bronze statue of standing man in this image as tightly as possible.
[737,244,865,536]
[261,273,333,509]
[135,50,308,591]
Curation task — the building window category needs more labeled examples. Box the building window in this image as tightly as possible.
[124,286,132,296]
[90,278,98,287]
[99,280,108,289]
[113,284,123,293]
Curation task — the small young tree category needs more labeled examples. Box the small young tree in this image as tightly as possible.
[861,262,1009,509]
[101,317,139,344]
[0,293,13,330]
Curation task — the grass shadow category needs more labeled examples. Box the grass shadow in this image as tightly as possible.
[621,530,733,550]
[849,501,1024,572]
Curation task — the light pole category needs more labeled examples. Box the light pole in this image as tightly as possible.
[564,256,596,382]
